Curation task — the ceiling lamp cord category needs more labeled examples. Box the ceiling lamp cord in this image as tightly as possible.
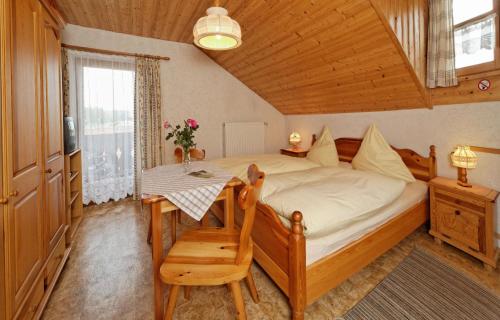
[193,0,242,50]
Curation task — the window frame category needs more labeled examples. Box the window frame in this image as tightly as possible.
[454,0,500,76]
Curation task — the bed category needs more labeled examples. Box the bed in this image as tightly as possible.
[211,137,436,319]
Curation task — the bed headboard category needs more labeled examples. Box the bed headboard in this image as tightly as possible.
[312,135,437,182]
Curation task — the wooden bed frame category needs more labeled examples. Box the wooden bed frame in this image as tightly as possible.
[212,137,437,319]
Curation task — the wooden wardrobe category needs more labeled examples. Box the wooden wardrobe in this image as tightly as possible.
[0,0,69,319]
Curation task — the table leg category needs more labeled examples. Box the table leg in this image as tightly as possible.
[170,209,177,244]
[152,202,164,320]
[224,187,234,230]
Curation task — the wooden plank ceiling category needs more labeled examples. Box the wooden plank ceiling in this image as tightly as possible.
[55,0,428,114]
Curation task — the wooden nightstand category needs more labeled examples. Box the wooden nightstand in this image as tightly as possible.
[280,148,308,158]
[429,177,499,270]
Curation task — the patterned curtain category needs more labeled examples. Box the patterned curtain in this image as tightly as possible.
[427,0,458,88]
[61,48,70,116]
[134,57,162,199]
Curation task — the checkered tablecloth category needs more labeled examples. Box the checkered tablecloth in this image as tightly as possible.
[141,162,233,221]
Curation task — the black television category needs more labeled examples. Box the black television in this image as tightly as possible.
[63,116,77,154]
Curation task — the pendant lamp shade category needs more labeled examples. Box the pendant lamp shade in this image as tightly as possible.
[193,7,242,50]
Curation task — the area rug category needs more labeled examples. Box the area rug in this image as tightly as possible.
[344,248,500,320]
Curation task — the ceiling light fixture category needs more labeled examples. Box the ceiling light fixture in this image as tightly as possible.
[193,0,242,51]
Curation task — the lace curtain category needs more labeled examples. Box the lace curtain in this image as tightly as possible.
[454,14,495,68]
[427,0,458,88]
[65,49,136,204]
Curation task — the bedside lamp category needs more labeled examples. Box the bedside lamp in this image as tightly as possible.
[289,132,301,150]
[451,145,478,187]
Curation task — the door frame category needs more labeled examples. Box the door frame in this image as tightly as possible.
[0,0,12,317]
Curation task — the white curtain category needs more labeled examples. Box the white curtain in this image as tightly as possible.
[454,14,495,69]
[66,50,136,204]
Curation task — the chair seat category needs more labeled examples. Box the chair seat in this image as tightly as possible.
[160,228,253,286]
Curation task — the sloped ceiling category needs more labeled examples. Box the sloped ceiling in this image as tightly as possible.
[55,0,428,114]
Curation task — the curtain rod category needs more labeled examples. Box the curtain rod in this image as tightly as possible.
[61,43,170,61]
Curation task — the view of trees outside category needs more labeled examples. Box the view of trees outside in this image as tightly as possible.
[82,66,135,135]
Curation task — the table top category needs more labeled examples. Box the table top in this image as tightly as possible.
[430,176,498,202]
[142,177,242,204]
[141,162,239,221]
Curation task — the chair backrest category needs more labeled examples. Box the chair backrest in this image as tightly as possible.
[235,164,265,264]
[174,147,206,163]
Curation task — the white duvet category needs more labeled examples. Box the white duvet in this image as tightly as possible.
[260,166,406,238]
[210,154,320,182]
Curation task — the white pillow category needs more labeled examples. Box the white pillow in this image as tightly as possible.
[352,124,415,182]
[307,127,339,166]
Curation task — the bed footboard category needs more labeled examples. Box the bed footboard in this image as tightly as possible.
[211,199,307,319]
[289,212,306,320]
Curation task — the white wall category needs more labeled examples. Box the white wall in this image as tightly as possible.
[62,24,287,162]
[287,101,500,243]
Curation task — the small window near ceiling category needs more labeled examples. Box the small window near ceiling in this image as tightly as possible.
[453,0,497,70]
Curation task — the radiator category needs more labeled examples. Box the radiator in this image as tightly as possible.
[223,121,266,157]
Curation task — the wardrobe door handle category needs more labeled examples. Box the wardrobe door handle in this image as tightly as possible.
[454,210,460,216]
[45,168,52,174]
[9,190,18,197]
[0,198,7,204]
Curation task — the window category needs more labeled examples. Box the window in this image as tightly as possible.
[79,62,136,205]
[82,66,135,135]
[453,0,499,72]
[67,50,136,204]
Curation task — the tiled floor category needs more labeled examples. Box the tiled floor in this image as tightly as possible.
[42,199,500,319]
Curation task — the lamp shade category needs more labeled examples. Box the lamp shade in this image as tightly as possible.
[289,132,301,146]
[451,145,478,169]
[193,7,242,51]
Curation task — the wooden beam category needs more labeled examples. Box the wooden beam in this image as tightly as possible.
[61,43,170,61]
[40,0,66,28]
[369,0,430,108]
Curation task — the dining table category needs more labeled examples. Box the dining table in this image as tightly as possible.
[141,162,241,320]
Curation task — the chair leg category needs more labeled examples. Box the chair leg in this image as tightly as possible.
[170,211,177,245]
[184,286,191,300]
[229,281,247,320]
[147,218,152,244]
[164,285,180,320]
[245,269,259,303]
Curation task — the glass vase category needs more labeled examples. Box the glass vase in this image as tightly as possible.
[182,148,191,172]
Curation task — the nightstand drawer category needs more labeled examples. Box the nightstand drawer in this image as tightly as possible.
[435,201,483,251]
[434,188,485,214]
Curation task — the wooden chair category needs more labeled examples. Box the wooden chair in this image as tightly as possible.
[174,147,206,163]
[146,147,206,244]
[159,164,264,320]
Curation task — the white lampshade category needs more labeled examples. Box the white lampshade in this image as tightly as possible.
[451,145,478,169]
[289,132,301,146]
[193,6,242,51]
